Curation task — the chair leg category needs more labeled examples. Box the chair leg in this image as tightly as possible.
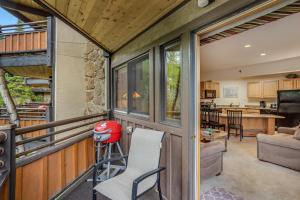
[157,175,163,200]
[240,127,243,141]
[93,189,97,200]
[228,128,231,139]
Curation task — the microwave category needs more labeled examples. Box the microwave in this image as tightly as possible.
[204,90,216,99]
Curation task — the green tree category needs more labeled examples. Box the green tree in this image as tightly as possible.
[0,74,35,107]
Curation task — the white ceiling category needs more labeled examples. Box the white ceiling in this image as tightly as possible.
[200,12,300,72]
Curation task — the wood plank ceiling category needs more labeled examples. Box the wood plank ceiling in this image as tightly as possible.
[32,0,187,52]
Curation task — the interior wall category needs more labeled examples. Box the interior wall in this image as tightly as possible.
[54,18,87,120]
[201,56,300,81]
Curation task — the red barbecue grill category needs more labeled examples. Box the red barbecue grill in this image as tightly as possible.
[92,120,126,181]
[94,121,122,144]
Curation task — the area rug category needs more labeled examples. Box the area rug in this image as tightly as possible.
[200,187,244,200]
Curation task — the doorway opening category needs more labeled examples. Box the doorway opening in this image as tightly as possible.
[195,1,300,199]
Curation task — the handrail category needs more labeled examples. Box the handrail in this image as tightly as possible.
[16,127,93,158]
[0,20,47,29]
[15,112,107,135]
[16,118,103,146]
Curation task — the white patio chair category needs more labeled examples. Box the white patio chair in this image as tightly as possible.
[92,128,165,200]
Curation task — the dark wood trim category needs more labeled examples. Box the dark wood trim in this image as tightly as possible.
[46,16,55,67]
[0,54,48,67]
[1,7,31,23]
[0,0,49,17]
[114,112,183,137]
[0,49,46,55]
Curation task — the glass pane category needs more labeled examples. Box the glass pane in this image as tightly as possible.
[165,43,181,121]
[115,67,128,110]
[128,55,150,115]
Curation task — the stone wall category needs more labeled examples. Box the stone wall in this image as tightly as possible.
[84,42,107,114]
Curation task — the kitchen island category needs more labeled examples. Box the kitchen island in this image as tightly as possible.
[219,113,284,135]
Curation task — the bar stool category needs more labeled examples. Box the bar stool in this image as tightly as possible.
[201,108,209,128]
[208,109,226,131]
[227,110,243,141]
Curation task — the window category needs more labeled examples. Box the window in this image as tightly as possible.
[128,55,150,115]
[114,66,128,111]
[114,54,150,115]
[162,41,181,123]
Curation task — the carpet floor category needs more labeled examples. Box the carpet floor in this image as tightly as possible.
[201,137,300,200]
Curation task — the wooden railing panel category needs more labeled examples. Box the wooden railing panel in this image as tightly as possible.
[64,144,78,185]
[15,168,22,200]
[47,151,65,198]
[22,158,48,199]
[0,119,47,138]
[0,31,47,54]
[1,137,95,200]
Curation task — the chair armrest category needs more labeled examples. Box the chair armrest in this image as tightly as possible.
[132,167,166,199]
[278,127,296,135]
[93,155,128,187]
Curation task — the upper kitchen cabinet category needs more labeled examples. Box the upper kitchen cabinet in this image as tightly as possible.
[278,78,300,90]
[278,79,294,90]
[200,81,220,98]
[293,78,300,89]
[262,80,278,98]
[248,80,278,98]
[247,81,262,98]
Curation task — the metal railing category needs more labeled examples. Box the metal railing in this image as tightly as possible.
[0,20,49,55]
[0,107,48,119]
[15,112,108,158]
[0,20,47,35]
[0,111,109,199]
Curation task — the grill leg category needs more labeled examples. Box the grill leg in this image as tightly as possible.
[116,142,126,165]
[107,143,112,179]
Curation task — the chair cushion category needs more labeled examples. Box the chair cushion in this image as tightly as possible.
[294,127,300,140]
[257,133,300,150]
[94,168,157,200]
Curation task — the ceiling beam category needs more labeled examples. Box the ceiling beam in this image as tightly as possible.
[1,7,31,23]
[0,0,49,17]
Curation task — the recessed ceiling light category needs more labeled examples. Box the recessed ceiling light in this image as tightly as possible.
[260,53,267,56]
[244,44,251,48]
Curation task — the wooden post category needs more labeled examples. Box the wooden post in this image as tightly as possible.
[0,69,24,153]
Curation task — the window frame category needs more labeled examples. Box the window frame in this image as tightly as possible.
[160,39,183,127]
[113,64,128,113]
[112,51,153,120]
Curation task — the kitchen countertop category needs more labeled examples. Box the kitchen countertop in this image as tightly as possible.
[219,113,284,119]
[215,106,277,111]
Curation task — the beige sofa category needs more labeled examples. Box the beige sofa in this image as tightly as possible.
[201,141,225,180]
[257,127,300,171]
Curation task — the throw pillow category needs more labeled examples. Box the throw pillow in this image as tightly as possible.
[294,127,300,140]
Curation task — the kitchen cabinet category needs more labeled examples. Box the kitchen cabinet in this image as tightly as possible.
[262,80,278,98]
[200,81,220,98]
[294,78,300,89]
[278,79,294,90]
[248,80,278,98]
[247,81,262,98]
